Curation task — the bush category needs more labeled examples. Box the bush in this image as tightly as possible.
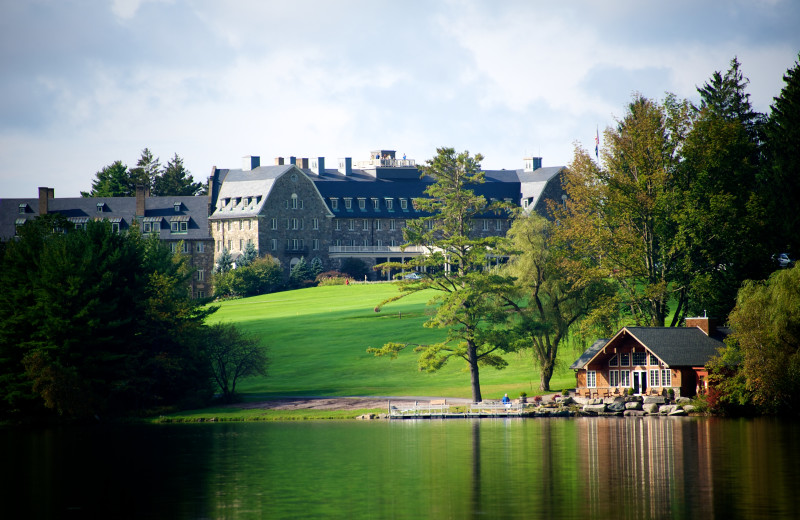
[340,258,370,280]
[213,255,283,298]
[316,270,347,286]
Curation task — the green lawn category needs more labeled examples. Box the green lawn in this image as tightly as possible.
[207,283,581,400]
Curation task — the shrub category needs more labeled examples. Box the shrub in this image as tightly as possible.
[561,389,569,396]
[340,258,370,280]
[627,387,634,396]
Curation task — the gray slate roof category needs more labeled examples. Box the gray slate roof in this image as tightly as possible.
[570,339,609,369]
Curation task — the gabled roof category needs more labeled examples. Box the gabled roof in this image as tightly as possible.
[209,164,293,219]
[572,326,728,369]
[570,338,609,369]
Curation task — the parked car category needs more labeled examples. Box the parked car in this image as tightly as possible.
[774,253,795,268]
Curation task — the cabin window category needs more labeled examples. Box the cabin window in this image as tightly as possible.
[587,371,596,388]
[632,352,646,366]
[620,370,630,387]
[609,370,619,386]
[650,354,658,365]
[620,353,630,366]
[661,369,672,387]
[649,369,660,387]
[609,355,618,367]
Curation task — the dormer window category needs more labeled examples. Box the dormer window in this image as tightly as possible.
[96,202,106,213]
[385,198,394,210]
[400,198,407,210]
[372,198,380,210]
[358,198,366,210]
[344,198,352,210]
[170,215,189,233]
[330,198,339,210]
[18,204,28,214]
[173,202,181,212]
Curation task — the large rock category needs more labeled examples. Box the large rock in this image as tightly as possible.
[668,407,687,416]
[557,396,575,406]
[659,405,675,415]
[682,405,697,414]
[584,403,607,413]
[643,396,666,405]
[625,401,643,410]
[676,397,692,404]
[607,400,626,412]
[643,403,660,414]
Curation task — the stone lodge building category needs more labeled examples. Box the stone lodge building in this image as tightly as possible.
[207,150,567,278]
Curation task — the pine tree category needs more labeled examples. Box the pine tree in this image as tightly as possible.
[152,154,205,196]
[215,248,233,273]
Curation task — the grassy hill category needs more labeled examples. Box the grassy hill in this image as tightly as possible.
[207,283,582,400]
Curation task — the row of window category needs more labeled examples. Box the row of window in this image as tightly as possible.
[216,219,255,232]
[587,369,672,388]
[217,238,254,252]
[608,352,660,367]
[171,241,207,254]
[330,197,410,211]
[220,196,261,210]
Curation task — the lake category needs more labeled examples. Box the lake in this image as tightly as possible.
[3,417,800,519]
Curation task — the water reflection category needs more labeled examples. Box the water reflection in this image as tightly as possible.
[3,418,800,519]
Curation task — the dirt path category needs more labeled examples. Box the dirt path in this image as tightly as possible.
[234,396,473,411]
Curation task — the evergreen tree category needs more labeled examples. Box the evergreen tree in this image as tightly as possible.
[129,148,160,191]
[368,148,518,402]
[152,153,205,196]
[310,257,324,278]
[215,248,233,273]
[81,161,134,197]
[289,257,314,286]
[764,53,800,257]
[237,242,258,267]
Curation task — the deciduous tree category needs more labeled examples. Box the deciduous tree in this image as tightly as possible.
[202,323,268,404]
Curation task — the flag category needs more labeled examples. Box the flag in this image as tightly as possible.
[595,127,599,159]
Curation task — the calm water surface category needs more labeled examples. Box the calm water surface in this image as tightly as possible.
[3,417,799,519]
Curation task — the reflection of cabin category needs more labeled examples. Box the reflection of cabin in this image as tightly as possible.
[570,317,728,398]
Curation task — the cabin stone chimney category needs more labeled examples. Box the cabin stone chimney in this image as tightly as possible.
[686,316,717,336]
[38,186,54,215]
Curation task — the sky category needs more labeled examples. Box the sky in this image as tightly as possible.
[2,0,799,198]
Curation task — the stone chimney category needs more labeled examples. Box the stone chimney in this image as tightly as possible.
[275,157,285,165]
[135,184,150,218]
[298,157,309,169]
[38,186,54,215]
[524,157,543,172]
[686,316,717,336]
[243,156,260,171]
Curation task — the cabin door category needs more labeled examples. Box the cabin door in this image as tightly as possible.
[633,370,647,395]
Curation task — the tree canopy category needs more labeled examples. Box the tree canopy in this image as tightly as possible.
[83,149,205,197]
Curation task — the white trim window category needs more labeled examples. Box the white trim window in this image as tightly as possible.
[335,220,341,231]
[389,219,396,231]
[362,219,369,230]
[375,220,382,231]
[609,355,618,367]
[661,369,672,387]
[344,198,352,210]
[313,218,319,230]
[587,371,597,388]
[312,239,319,251]
[271,239,277,251]
[620,353,630,366]
[482,219,489,231]
[348,219,355,231]
[620,370,631,387]
[649,369,660,387]
[271,218,278,230]
[609,370,620,386]
[330,198,338,210]
[632,352,646,366]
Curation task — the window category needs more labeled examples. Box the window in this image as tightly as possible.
[362,219,369,230]
[18,204,27,214]
[180,221,188,232]
[385,198,393,210]
[330,198,338,210]
[482,220,489,231]
[173,202,181,212]
[609,370,619,386]
[170,243,176,253]
[348,219,354,231]
[620,370,631,387]
[291,194,298,209]
[171,221,179,232]
[197,269,205,282]
[335,239,341,246]
[217,242,221,252]
[496,219,502,231]
[271,218,278,230]
[661,369,672,387]
[284,200,289,209]
[313,218,319,230]
[609,355,618,367]
[182,242,190,253]
[248,219,252,230]
[197,242,205,253]
[238,220,243,230]
[271,239,277,251]
[376,239,382,247]
[111,222,120,233]
[312,239,319,251]
[335,220,341,231]
[285,218,290,229]
[292,218,299,230]
[649,369,660,387]
[372,198,380,210]
[239,239,243,250]
[650,354,658,365]
[375,220,382,231]
[196,291,205,299]
[358,198,366,210]
[216,222,221,231]
[144,222,152,233]
[344,198,352,210]
[620,353,630,366]
[362,239,368,247]
[632,352,646,366]
[227,240,232,251]
[226,221,231,231]
[97,203,105,213]
[389,219,396,231]
[587,371,596,388]
[390,238,396,247]
[400,198,407,210]
[426,220,434,230]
